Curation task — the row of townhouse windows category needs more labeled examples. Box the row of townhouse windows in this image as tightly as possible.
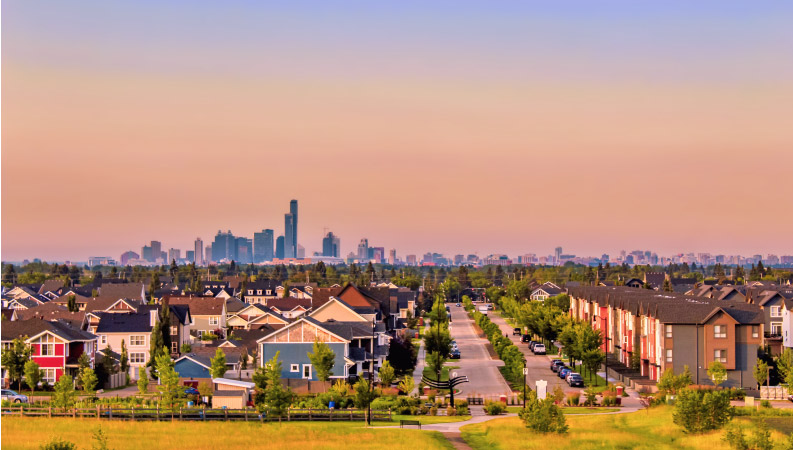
[663,324,760,339]
[664,349,727,364]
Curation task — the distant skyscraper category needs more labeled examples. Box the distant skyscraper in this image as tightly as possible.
[283,200,298,259]
[235,237,253,264]
[275,236,285,259]
[194,238,204,265]
[120,251,139,266]
[389,249,397,265]
[322,232,340,257]
[297,244,305,259]
[254,229,274,263]
[284,214,295,258]
[554,247,562,266]
[406,255,417,266]
[168,248,180,262]
[357,239,369,261]
[212,230,236,262]
[205,245,212,263]
[186,250,195,262]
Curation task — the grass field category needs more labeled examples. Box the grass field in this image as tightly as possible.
[504,406,621,415]
[460,406,793,450]
[371,414,472,426]
[1,417,453,450]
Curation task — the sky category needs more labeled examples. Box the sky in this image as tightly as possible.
[2,1,792,262]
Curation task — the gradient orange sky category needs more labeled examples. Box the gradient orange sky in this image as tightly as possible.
[2,2,792,261]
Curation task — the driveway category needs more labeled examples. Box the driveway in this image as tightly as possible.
[443,305,512,397]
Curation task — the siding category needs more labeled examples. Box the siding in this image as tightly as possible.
[260,342,348,380]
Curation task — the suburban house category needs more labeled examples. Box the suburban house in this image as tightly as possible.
[530,282,564,301]
[265,297,312,319]
[242,280,280,305]
[568,286,763,389]
[2,319,97,386]
[96,282,146,304]
[226,304,289,331]
[167,296,227,339]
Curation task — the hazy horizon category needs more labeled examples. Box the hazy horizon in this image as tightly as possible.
[3,1,792,261]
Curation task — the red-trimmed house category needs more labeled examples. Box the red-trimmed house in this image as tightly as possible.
[1,319,97,387]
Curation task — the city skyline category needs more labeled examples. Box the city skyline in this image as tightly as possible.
[3,2,793,261]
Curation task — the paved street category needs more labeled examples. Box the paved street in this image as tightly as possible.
[486,308,577,395]
[445,304,512,397]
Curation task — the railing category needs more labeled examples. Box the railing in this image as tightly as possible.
[1,406,391,422]
[764,332,782,339]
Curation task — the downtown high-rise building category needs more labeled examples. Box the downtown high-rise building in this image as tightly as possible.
[275,235,285,259]
[389,249,397,265]
[194,237,204,265]
[254,229,274,263]
[322,232,340,257]
[283,200,298,258]
[211,230,236,262]
[168,248,180,263]
[357,238,369,261]
[235,237,253,264]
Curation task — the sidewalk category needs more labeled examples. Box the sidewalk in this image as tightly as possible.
[411,326,426,395]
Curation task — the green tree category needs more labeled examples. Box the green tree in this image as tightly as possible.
[753,359,769,389]
[40,437,77,450]
[1,337,32,390]
[148,322,164,378]
[180,343,192,354]
[77,352,90,373]
[137,367,148,395]
[24,360,42,391]
[81,368,98,397]
[657,366,692,395]
[148,272,160,302]
[155,348,180,409]
[776,348,793,383]
[307,339,335,382]
[708,360,728,387]
[353,378,378,422]
[119,340,129,376]
[378,360,395,387]
[518,390,568,434]
[261,352,294,422]
[398,375,415,396]
[673,388,733,434]
[52,374,76,409]
[67,295,78,312]
[210,347,227,379]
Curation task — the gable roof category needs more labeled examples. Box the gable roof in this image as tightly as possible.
[308,296,368,322]
[95,308,157,333]
[97,282,145,301]
[166,296,226,316]
[1,319,96,343]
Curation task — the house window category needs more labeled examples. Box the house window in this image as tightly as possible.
[771,323,783,335]
[209,317,219,326]
[714,350,727,363]
[771,306,782,318]
[665,325,672,338]
[171,342,179,353]
[257,290,262,295]
[130,353,146,364]
[665,349,673,363]
[290,364,299,372]
[266,290,271,295]
[302,364,312,379]
[714,325,727,339]
[42,368,57,383]
[38,334,56,356]
[752,326,759,338]
[100,335,107,345]
[130,335,145,346]
[248,290,253,295]
[171,326,178,336]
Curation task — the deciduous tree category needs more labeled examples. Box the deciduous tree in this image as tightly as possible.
[307,339,335,382]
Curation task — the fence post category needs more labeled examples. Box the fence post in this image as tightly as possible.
[73,407,77,418]
[225,408,228,421]
[350,409,353,421]
[179,406,183,421]
[202,406,206,422]
[245,408,248,422]
[308,408,312,421]
[329,408,332,422]
[157,405,160,421]
[20,405,24,416]
[96,405,100,419]
[48,406,52,418]
[287,408,291,421]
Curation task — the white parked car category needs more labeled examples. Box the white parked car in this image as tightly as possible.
[2,389,29,403]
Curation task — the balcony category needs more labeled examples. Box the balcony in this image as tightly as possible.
[764,332,782,339]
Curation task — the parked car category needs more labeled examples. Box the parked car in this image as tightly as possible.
[184,387,200,396]
[487,304,494,310]
[533,344,546,355]
[567,373,584,387]
[456,303,461,307]
[450,349,461,359]
[550,360,564,372]
[512,328,522,336]
[558,367,572,379]
[521,334,531,343]
[529,341,537,351]
[1,389,28,403]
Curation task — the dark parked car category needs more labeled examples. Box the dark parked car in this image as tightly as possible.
[558,367,572,379]
[512,328,522,336]
[567,373,584,387]
[550,360,564,372]
[450,349,461,359]
[184,387,200,396]
[521,334,531,343]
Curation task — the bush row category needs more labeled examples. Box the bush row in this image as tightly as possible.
[473,310,525,386]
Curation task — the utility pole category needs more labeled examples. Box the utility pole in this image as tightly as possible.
[523,359,527,408]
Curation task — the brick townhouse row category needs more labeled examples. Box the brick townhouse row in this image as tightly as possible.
[568,286,763,389]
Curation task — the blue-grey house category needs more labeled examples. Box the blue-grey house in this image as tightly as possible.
[174,353,212,379]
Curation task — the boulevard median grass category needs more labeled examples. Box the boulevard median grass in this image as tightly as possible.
[460,406,793,450]
[1,417,453,450]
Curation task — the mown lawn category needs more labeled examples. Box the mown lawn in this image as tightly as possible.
[460,406,793,450]
[504,406,621,415]
[1,417,453,450]
[371,414,472,426]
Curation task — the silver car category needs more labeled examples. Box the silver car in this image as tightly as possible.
[2,389,29,403]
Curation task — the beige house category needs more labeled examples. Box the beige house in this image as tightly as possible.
[168,296,227,339]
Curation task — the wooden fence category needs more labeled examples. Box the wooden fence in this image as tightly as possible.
[1,406,391,422]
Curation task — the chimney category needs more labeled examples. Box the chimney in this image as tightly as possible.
[150,309,159,327]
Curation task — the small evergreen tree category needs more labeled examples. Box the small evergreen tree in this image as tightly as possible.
[518,390,568,434]
[52,374,76,409]
[137,367,148,395]
[307,339,335,381]
[24,360,41,391]
[81,368,98,397]
[155,348,180,409]
[673,388,733,433]
[210,348,227,379]
[262,352,294,422]
[378,360,395,387]
[180,343,192,354]
[119,339,129,376]
[753,359,769,389]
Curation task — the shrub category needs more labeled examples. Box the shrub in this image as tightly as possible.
[602,395,616,407]
[447,406,457,416]
[484,400,506,415]
[673,388,733,434]
[456,405,469,415]
[566,392,580,406]
[760,400,771,409]
[40,438,76,450]
[429,406,438,416]
[519,390,568,434]
[583,388,598,407]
